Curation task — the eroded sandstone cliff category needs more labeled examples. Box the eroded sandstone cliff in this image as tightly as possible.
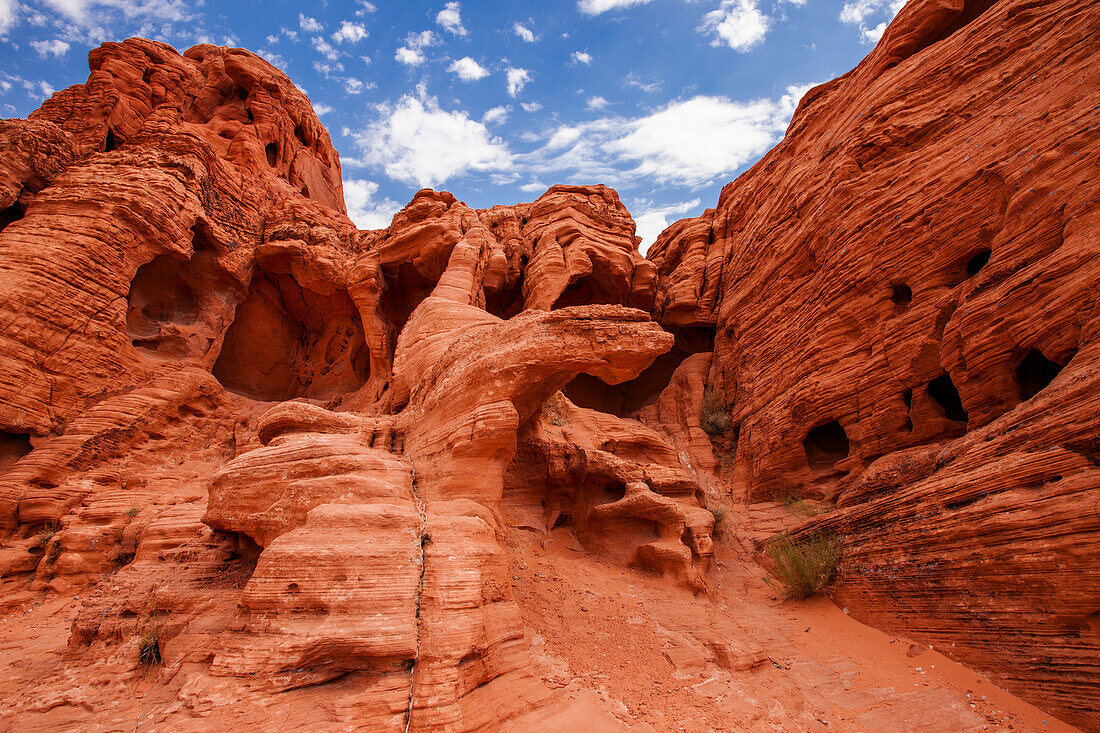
[0,0,1097,729]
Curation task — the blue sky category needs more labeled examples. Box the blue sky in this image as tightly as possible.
[0,0,904,249]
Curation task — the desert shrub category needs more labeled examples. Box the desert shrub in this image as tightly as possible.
[46,542,62,564]
[708,503,731,538]
[699,387,732,436]
[767,531,840,600]
[127,506,141,519]
[35,528,56,547]
[779,489,821,517]
[138,627,162,665]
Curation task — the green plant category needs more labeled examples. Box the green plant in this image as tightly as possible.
[779,489,821,517]
[35,528,56,547]
[127,506,141,519]
[46,542,62,564]
[138,627,162,665]
[699,387,732,436]
[767,531,840,600]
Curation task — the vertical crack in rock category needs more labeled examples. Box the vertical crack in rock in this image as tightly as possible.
[405,465,427,733]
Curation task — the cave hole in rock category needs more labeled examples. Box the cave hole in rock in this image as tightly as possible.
[294,125,309,146]
[126,223,233,359]
[903,389,914,431]
[803,421,850,473]
[141,67,152,84]
[245,106,254,123]
[0,431,32,474]
[1016,348,1071,401]
[928,373,969,423]
[966,248,992,277]
[484,255,528,319]
[104,128,117,152]
[551,276,619,310]
[562,326,715,417]
[213,269,369,401]
[265,142,278,168]
[891,283,913,311]
[381,262,436,349]
[0,200,24,233]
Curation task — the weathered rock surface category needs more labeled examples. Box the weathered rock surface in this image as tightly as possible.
[649,0,1099,727]
[0,0,1097,728]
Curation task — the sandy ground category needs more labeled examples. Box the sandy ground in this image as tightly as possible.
[503,526,1079,733]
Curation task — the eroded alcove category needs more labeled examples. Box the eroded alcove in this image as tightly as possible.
[126,222,234,359]
[213,269,369,401]
[803,420,850,475]
[1016,348,1071,401]
[562,326,714,417]
[0,431,32,475]
[928,372,968,423]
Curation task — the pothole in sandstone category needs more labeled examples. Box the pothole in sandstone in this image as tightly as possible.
[213,268,369,401]
[803,420,850,475]
[1016,347,1072,401]
[0,431,32,474]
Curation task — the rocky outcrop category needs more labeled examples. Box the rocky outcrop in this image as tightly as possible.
[649,0,1099,727]
[0,38,712,731]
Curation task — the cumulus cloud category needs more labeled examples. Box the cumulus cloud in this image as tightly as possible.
[632,198,701,253]
[513,22,535,42]
[506,67,530,97]
[436,1,466,35]
[299,13,322,32]
[577,0,653,15]
[482,105,509,124]
[524,84,814,188]
[312,36,341,61]
[313,103,334,115]
[839,0,905,43]
[332,21,368,43]
[448,57,489,81]
[343,179,402,230]
[354,91,512,188]
[31,38,70,56]
[571,50,592,65]
[395,30,437,66]
[624,72,661,93]
[0,0,17,36]
[521,101,542,113]
[700,0,769,52]
[586,96,609,110]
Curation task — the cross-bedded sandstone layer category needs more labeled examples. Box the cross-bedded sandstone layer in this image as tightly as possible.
[0,0,1097,727]
[648,0,1099,727]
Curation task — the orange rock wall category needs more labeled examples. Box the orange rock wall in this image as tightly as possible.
[649,0,1099,726]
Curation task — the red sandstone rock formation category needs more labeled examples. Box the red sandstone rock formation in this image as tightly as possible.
[0,38,711,730]
[0,0,1097,727]
[649,0,1099,727]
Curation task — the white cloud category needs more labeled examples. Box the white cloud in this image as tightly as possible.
[506,67,530,97]
[513,22,535,42]
[31,38,70,56]
[524,85,814,188]
[299,13,322,32]
[586,96,609,110]
[312,36,341,61]
[519,181,546,193]
[700,0,769,52]
[436,1,466,36]
[862,21,887,42]
[839,0,905,43]
[395,30,437,66]
[482,105,509,124]
[343,179,401,230]
[354,91,512,188]
[332,21,368,43]
[577,0,653,15]
[521,101,543,113]
[448,57,489,81]
[632,198,701,253]
[345,77,374,94]
[0,0,17,36]
[571,50,592,65]
[313,103,334,116]
[258,49,287,69]
[624,72,661,93]
[356,1,377,15]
